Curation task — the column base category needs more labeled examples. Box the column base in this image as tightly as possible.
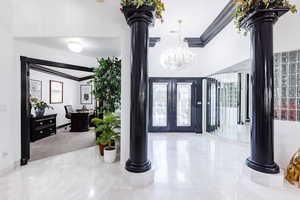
[126,159,151,173]
[246,158,280,174]
[122,167,155,187]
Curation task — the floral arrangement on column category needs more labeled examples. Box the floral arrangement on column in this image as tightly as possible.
[120,0,165,22]
[234,0,297,34]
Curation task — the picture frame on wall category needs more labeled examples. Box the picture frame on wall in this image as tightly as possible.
[30,79,42,100]
[50,80,63,104]
[80,85,93,104]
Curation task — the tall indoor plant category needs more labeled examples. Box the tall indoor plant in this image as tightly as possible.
[91,57,121,157]
[92,57,121,116]
[234,0,297,34]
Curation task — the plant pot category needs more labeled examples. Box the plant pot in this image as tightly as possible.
[98,143,107,156]
[104,147,117,163]
[35,108,45,117]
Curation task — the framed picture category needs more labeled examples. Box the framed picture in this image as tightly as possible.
[30,79,42,100]
[80,85,92,104]
[50,80,63,104]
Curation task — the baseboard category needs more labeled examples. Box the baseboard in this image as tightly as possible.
[0,162,18,177]
[56,123,71,129]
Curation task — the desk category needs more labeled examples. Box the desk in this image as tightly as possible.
[70,113,90,132]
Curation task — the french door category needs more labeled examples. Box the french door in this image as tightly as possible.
[206,78,219,132]
[149,78,203,133]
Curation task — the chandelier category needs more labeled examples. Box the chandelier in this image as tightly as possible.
[160,20,195,70]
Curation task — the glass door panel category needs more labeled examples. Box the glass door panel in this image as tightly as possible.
[210,82,216,126]
[176,83,192,127]
[149,78,202,132]
[152,83,168,127]
[207,78,218,132]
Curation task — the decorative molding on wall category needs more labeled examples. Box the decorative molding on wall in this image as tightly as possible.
[150,1,236,48]
[185,1,235,48]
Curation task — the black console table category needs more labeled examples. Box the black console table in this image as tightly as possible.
[30,114,57,142]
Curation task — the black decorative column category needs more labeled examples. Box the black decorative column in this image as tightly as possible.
[123,6,154,173]
[243,8,288,174]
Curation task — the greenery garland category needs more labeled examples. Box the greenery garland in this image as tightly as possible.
[92,57,121,114]
[121,0,165,22]
[234,0,297,34]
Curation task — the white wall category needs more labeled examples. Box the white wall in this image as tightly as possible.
[12,0,123,38]
[120,27,131,166]
[0,1,16,173]
[30,70,80,126]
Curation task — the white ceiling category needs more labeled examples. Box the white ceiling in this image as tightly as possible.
[149,0,230,37]
[13,0,231,52]
[16,37,121,58]
[39,65,94,79]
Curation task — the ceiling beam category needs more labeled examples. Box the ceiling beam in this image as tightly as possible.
[21,56,93,72]
[30,64,81,81]
[79,75,94,82]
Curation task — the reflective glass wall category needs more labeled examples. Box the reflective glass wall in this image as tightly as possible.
[210,73,250,143]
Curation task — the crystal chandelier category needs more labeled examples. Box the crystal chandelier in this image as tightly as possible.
[160,20,195,70]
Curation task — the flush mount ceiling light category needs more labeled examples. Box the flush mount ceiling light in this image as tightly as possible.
[68,41,83,53]
[160,20,195,71]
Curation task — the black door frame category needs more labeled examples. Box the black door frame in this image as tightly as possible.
[237,73,242,124]
[20,56,94,165]
[206,78,218,132]
[148,77,203,133]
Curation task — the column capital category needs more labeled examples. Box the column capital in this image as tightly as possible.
[122,5,155,26]
[241,8,289,29]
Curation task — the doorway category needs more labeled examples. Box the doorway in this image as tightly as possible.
[20,56,95,165]
[148,78,203,133]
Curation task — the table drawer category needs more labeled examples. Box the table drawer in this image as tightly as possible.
[34,118,56,128]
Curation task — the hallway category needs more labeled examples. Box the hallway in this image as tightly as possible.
[0,133,298,200]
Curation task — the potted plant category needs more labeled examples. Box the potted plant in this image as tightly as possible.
[30,97,53,117]
[92,113,120,161]
[234,0,297,34]
[91,57,121,139]
[120,0,165,22]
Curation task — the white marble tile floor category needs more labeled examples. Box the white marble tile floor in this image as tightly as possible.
[0,133,299,200]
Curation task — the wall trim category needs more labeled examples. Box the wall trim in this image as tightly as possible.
[185,1,235,48]
[56,123,71,129]
[0,162,18,177]
[149,1,236,48]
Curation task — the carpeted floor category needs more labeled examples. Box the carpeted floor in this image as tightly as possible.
[30,127,96,161]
